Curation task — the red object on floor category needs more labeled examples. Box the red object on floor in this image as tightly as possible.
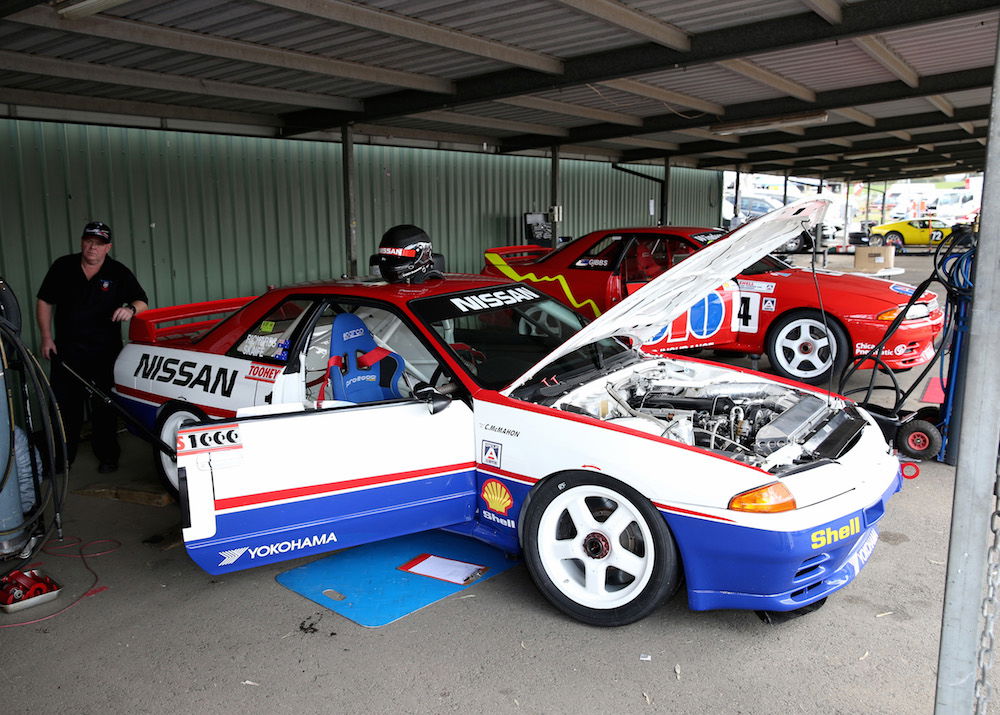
[0,569,60,607]
[921,377,945,404]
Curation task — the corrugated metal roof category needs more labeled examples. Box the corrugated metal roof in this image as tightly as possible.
[0,0,993,180]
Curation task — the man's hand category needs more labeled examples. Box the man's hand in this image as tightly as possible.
[40,336,57,359]
[112,305,135,322]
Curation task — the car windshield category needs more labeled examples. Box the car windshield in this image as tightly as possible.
[410,286,633,391]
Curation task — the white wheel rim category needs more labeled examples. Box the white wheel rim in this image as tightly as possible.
[159,410,199,491]
[774,318,837,380]
[536,484,656,610]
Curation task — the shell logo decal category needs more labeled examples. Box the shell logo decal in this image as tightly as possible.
[481,479,513,516]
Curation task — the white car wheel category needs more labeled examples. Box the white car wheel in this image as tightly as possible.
[523,473,679,626]
[154,404,207,495]
[766,311,849,385]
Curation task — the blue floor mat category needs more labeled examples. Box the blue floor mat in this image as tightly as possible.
[275,531,519,627]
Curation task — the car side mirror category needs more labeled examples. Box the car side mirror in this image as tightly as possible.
[412,381,452,415]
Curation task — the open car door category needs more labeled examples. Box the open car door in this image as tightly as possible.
[179,399,475,575]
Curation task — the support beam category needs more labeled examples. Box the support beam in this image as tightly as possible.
[11,5,454,94]
[283,0,999,131]
[802,0,842,24]
[609,137,680,151]
[497,96,643,126]
[55,0,130,17]
[927,94,957,116]
[853,35,920,87]
[695,126,986,169]
[501,67,993,153]
[553,0,690,51]
[412,111,570,137]
[341,125,358,277]
[0,49,362,112]
[599,79,724,115]
[717,59,816,102]
[833,107,878,127]
[550,147,561,240]
[260,0,563,74]
[934,24,1000,711]
[620,105,990,162]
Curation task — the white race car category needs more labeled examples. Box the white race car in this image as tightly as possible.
[174,200,900,626]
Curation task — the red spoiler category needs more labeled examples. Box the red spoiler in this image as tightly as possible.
[128,296,256,344]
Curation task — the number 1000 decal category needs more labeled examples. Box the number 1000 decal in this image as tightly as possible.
[178,424,242,455]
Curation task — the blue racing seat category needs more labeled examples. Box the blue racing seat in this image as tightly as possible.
[319,313,404,403]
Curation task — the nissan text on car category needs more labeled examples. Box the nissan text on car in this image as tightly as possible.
[482,220,942,386]
[114,200,901,626]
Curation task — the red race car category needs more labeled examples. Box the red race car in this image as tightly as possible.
[483,225,943,385]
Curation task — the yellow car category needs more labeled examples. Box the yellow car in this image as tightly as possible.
[869,219,953,247]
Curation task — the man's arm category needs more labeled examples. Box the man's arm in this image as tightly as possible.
[112,300,149,322]
[35,299,56,358]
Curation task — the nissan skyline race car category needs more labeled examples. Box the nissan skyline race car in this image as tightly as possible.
[118,200,901,626]
[481,223,943,385]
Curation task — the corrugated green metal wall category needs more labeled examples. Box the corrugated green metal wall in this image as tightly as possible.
[1,119,721,350]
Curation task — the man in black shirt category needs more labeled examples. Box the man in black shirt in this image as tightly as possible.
[36,221,149,473]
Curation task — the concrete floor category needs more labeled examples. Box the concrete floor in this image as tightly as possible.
[4,252,996,713]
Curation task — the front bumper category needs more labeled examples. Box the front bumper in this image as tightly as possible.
[847,312,944,371]
[663,470,901,612]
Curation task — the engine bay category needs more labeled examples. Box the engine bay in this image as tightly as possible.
[552,358,867,472]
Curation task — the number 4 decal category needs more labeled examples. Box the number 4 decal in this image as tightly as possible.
[733,293,761,333]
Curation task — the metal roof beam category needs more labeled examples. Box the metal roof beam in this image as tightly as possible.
[9,5,454,94]
[619,104,990,161]
[802,0,843,24]
[753,143,985,174]
[927,94,957,116]
[696,126,987,168]
[717,59,816,101]
[552,0,690,51]
[0,86,281,128]
[853,35,920,87]
[500,66,993,153]
[258,0,563,74]
[0,0,43,19]
[411,111,570,137]
[55,0,130,18]
[496,96,642,127]
[0,49,363,112]
[280,0,997,132]
[598,79,724,115]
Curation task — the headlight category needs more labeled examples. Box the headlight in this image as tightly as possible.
[877,303,931,321]
[729,482,796,513]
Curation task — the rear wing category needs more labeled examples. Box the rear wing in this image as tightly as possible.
[483,245,551,264]
[128,296,256,344]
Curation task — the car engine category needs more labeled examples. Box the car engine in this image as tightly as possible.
[552,359,868,472]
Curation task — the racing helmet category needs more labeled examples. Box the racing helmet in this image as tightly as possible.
[375,224,442,283]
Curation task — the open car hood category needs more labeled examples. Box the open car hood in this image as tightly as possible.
[504,198,830,395]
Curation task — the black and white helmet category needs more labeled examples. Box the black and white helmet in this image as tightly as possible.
[375,224,442,283]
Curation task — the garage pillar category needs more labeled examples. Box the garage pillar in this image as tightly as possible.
[934,27,1000,712]
[660,157,671,225]
[342,124,359,277]
[550,146,560,240]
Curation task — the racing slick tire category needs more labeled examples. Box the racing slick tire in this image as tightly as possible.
[896,419,941,461]
[154,402,209,495]
[765,310,850,386]
[869,234,885,246]
[522,472,680,626]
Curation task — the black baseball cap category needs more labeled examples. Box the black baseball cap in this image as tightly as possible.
[81,221,112,243]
